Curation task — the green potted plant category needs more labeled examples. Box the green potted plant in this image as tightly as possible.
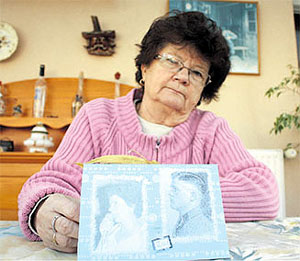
[265,65,300,158]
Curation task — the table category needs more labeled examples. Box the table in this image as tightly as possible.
[0,218,299,260]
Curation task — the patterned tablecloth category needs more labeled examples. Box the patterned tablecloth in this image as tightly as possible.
[0,218,299,260]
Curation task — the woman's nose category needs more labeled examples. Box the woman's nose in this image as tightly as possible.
[173,67,190,85]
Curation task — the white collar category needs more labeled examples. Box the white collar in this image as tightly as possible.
[137,114,173,138]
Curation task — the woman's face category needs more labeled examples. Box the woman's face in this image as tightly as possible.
[108,195,134,223]
[141,44,210,114]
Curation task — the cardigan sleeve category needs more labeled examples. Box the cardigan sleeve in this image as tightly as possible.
[207,118,279,222]
[18,104,97,241]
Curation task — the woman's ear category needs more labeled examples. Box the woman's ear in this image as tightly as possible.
[141,64,145,74]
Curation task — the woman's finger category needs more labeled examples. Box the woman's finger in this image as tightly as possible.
[53,214,79,239]
[50,194,80,223]
[43,236,77,253]
[53,232,78,249]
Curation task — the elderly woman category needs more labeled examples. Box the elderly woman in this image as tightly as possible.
[18,11,279,253]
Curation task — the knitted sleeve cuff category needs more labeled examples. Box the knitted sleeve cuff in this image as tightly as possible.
[27,194,51,237]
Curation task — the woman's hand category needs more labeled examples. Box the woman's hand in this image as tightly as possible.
[33,193,80,253]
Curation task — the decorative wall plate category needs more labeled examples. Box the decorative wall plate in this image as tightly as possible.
[0,22,19,61]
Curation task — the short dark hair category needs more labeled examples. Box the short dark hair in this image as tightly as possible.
[172,171,211,218]
[135,11,231,104]
[172,171,207,196]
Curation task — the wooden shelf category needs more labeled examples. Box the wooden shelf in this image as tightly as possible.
[0,116,72,129]
[2,77,134,118]
[0,152,54,164]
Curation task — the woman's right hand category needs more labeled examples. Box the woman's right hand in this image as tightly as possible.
[33,193,80,253]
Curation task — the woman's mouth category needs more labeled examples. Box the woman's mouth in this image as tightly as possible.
[164,87,185,98]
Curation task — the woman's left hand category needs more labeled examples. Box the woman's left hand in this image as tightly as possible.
[34,193,80,253]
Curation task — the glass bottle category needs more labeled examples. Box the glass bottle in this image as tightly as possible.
[0,81,6,116]
[114,72,121,98]
[72,71,84,117]
[33,65,47,118]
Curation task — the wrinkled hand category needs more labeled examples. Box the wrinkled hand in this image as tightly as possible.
[34,193,80,253]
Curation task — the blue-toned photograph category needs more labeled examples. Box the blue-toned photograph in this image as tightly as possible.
[78,164,230,261]
[169,0,259,74]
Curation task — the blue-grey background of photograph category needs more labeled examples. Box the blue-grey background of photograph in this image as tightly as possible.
[78,164,230,260]
[169,0,259,74]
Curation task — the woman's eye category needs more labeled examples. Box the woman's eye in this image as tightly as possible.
[167,58,179,65]
[192,70,203,78]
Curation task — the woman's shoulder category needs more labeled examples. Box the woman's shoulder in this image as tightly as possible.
[189,109,234,140]
[74,91,135,135]
[84,97,115,112]
[81,97,120,122]
[71,98,118,134]
[83,89,134,115]
[193,109,239,141]
[194,109,228,126]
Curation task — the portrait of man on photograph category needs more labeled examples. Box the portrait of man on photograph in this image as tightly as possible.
[169,171,213,238]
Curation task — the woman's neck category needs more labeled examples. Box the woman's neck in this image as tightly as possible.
[137,100,191,127]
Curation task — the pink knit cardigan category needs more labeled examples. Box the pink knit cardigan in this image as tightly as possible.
[18,89,279,241]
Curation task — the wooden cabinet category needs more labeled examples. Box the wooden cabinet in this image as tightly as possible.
[0,78,134,220]
[0,152,52,220]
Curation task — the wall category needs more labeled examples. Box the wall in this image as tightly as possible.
[0,0,167,84]
[0,0,299,216]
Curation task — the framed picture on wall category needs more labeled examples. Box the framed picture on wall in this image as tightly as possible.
[169,0,260,75]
